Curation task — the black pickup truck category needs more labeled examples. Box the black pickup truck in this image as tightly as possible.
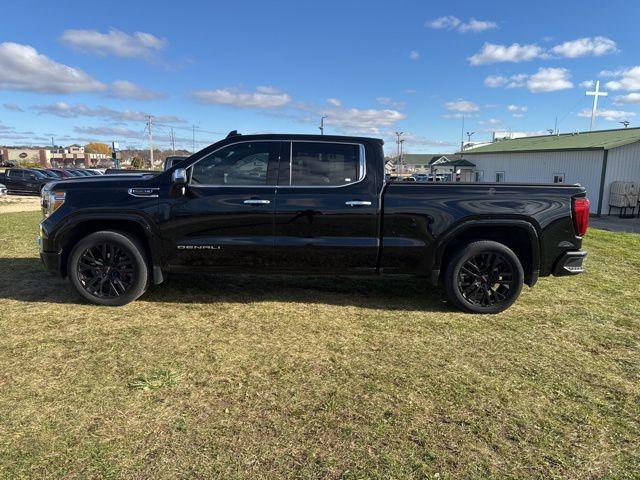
[38,132,590,313]
[1,168,54,195]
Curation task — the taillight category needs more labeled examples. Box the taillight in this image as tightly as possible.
[572,197,590,237]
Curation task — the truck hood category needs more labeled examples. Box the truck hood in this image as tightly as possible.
[44,173,158,191]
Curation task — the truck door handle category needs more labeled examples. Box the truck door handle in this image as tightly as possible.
[243,199,271,205]
[345,200,372,207]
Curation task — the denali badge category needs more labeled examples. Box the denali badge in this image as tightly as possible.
[177,245,221,250]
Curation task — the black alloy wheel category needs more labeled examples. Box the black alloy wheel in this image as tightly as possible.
[444,240,524,314]
[457,252,514,307]
[68,231,148,306]
[77,243,135,299]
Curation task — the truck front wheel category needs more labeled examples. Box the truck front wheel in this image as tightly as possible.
[444,240,524,314]
[68,231,148,306]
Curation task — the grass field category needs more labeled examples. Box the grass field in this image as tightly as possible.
[0,210,639,479]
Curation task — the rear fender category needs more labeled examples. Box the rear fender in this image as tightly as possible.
[430,219,541,287]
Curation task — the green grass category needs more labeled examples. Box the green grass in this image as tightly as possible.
[0,211,639,479]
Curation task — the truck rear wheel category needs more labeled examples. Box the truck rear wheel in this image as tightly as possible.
[68,231,148,306]
[444,240,524,314]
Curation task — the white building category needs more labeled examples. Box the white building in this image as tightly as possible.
[461,128,640,214]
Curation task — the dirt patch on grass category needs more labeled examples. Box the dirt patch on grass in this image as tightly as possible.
[0,195,41,213]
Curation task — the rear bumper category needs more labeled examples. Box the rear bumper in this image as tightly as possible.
[553,250,587,276]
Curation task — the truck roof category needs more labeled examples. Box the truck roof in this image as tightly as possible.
[220,131,384,145]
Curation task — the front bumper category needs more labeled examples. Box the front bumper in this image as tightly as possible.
[39,250,62,275]
[553,250,587,276]
[38,226,63,276]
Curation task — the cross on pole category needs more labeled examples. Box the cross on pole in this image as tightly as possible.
[586,80,608,131]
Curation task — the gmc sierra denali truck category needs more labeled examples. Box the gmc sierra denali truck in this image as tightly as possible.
[38,132,590,313]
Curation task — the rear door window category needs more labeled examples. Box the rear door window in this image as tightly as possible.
[285,142,362,186]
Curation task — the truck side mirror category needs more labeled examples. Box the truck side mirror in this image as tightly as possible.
[172,168,187,185]
[171,168,188,196]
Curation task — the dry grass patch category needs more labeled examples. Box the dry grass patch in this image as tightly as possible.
[0,211,639,479]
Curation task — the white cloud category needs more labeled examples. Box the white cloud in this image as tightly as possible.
[470,37,617,66]
[445,99,479,112]
[109,80,166,100]
[485,68,573,93]
[458,18,498,33]
[60,29,166,59]
[74,126,141,139]
[392,131,455,149]
[426,15,461,30]
[614,92,640,105]
[603,66,640,91]
[191,86,291,109]
[527,67,573,92]
[469,42,544,65]
[32,101,185,124]
[507,104,528,113]
[426,16,496,33]
[578,108,635,122]
[484,74,527,89]
[579,80,595,88]
[512,113,524,118]
[3,102,24,112]
[0,42,106,93]
[376,97,405,109]
[409,50,420,60]
[326,98,342,106]
[321,107,405,135]
[551,37,617,58]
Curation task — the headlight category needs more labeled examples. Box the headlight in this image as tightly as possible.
[42,190,66,217]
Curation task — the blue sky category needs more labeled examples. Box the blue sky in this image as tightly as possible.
[1,0,639,154]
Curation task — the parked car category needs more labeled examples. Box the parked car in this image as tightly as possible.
[0,183,7,196]
[411,173,429,182]
[67,169,93,177]
[38,132,590,313]
[0,168,54,195]
[48,169,76,178]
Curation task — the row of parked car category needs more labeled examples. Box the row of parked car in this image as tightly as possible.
[0,168,104,196]
[386,173,448,182]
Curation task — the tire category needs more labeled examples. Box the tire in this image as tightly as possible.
[444,240,524,314]
[68,231,148,306]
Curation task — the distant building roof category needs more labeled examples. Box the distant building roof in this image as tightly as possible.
[402,153,460,165]
[461,127,640,154]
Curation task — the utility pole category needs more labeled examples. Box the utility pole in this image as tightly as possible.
[394,131,403,173]
[586,80,608,131]
[145,115,154,168]
[620,120,630,128]
[170,127,176,154]
[399,139,405,167]
[460,115,465,152]
[319,116,326,135]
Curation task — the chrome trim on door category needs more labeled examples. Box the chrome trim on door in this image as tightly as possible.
[345,200,372,207]
[243,199,271,205]
[128,187,159,198]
